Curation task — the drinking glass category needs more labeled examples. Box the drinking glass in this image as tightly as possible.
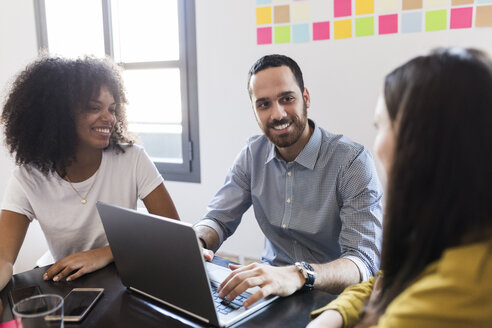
[12,294,64,328]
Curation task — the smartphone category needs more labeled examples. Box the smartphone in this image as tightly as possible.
[8,285,42,307]
[47,288,104,322]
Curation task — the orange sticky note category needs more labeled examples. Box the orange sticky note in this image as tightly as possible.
[476,5,492,27]
[274,5,290,23]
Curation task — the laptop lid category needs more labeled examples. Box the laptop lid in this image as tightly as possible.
[96,202,278,327]
[97,202,220,326]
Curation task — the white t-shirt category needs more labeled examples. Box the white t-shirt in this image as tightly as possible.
[1,144,163,263]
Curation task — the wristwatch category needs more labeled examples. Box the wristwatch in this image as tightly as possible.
[295,261,316,291]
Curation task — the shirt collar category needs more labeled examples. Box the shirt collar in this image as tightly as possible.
[265,119,322,170]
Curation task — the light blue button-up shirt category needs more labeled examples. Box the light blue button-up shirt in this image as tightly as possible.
[197,121,383,279]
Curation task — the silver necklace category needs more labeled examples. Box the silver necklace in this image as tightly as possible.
[65,169,100,204]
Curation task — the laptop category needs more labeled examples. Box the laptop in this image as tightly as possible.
[96,202,278,327]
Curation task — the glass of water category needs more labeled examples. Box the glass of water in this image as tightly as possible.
[12,294,64,328]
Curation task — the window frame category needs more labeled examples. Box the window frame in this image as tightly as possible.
[33,0,201,183]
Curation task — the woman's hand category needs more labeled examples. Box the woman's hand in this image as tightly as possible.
[307,310,344,328]
[43,246,113,282]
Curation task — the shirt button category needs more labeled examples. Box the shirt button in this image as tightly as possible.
[282,224,287,229]
[287,171,292,176]
[286,198,291,203]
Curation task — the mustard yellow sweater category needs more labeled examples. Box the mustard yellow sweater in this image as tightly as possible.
[311,241,492,328]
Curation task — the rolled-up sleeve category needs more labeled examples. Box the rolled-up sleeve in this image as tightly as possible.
[338,148,383,279]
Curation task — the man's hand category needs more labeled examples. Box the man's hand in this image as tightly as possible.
[202,248,215,262]
[43,246,113,282]
[218,262,304,308]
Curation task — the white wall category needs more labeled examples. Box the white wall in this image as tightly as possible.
[1,0,492,272]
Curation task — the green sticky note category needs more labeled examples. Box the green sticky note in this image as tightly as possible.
[425,10,447,31]
[355,16,374,36]
[274,25,291,43]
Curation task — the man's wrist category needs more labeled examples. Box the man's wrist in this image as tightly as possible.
[295,261,316,291]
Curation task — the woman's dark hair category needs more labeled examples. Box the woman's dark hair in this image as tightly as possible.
[247,54,304,95]
[378,47,492,310]
[1,56,134,176]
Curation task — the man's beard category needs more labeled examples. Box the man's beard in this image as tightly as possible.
[262,103,308,148]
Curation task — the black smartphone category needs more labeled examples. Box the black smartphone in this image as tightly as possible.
[8,285,42,307]
[46,287,104,322]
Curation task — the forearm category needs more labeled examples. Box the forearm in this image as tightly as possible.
[0,259,13,291]
[195,225,221,251]
[312,258,361,294]
[307,310,344,328]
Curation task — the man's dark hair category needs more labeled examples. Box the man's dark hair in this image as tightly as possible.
[377,47,492,312]
[1,56,134,177]
[247,54,304,95]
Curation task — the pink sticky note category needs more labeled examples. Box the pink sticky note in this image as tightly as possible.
[450,7,473,29]
[313,21,330,40]
[379,14,398,34]
[0,319,20,328]
[334,0,351,17]
[257,27,272,45]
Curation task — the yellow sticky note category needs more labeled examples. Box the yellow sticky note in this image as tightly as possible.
[292,2,310,22]
[356,0,375,15]
[257,6,272,25]
[334,19,352,39]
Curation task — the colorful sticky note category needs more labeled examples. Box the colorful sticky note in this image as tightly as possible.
[402,12,423,32]
[274,5,290,23]
[425,10,447,31]
[378,0,399,12]
[335,0,352,17]
[292,2,310,22]
[452,0,474,5]
[356,0,375,15]
[355,17,375,36]
[425,0,450,8]
[274,25,291,43]
[334,19,352,39]
[476,5,492,26]
[313,21,331,40]
[257,7,272,25]
[292,24,310,43]
[379,14,398,34]
[477,0,492,3]
[257,27,272,45]
[403,0,423,10]
[256,0,272,5]
[450,7,473,28]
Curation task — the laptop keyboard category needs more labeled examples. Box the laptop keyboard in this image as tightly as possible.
[211,284,249,315]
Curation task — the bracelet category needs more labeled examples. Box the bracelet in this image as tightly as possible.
[198,237,208,249]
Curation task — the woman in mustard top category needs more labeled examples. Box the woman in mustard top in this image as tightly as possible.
[308,48,492,328]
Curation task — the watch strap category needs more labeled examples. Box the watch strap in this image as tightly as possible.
[295,261,316,291]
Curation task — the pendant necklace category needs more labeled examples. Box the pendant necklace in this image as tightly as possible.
[65,168,100,204]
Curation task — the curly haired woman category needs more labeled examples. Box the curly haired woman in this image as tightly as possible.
[0,56,179,291]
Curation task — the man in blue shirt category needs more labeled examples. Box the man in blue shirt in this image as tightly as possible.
[195,54,383,308]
